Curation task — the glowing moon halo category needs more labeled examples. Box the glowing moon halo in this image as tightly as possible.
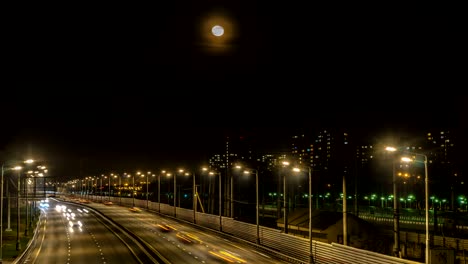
[211,25,224,37]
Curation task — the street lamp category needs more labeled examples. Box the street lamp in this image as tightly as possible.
[203,168,221,230]
[13,166,22,251]
[281,161,290,234]
[168,169,183,217]
[137,172,146,208]
[146,172,150,209]
[401,154,429,264]
[115,174,121,205]
[125,173,135,207]
[110,174,118,203]
[293,166,314,263]
[1,161,27,263]
[141,171,155,209]
[385,147,401,258]
[107,175,111,201]
[158,170,166,213]
[193,172,196,224]
[235,165,259,244]
[100,175,104,203]
[387,146,429,264]
[24,171,34,237]
[132,174,135,207]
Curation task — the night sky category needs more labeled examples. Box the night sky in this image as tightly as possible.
[3,2,466,180]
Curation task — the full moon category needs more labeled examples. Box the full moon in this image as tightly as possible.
[211,25,224,37]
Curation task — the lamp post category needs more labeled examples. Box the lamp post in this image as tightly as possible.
[281,161,290,234]
[116,174,121,205]
[385,147,401,258]
[192,172,196,224]
[107,175,111,201]
[1,164,5,264]
[235,166,259,244]
[1,162,26,263]
[169,170,182,217]
[88,177,92,200]
[175,170,184,216]
[137,171,148,209]
[230,170,234,218]
[33,173,38,223]
[255,169,259,244]
[149,172,155,209]
[401,154,429,264]
[204,168,222,231]
[85,177,89,200]
[137,172,147,209]
[101,175,106,203]
[387,146,429,264]
[132,174,135,207]
[111,174,117,203]
[24,172,33,237]
[293,166,314,263]
[158,171,165,213]
[146,171,151,209]
[14,166,22,251]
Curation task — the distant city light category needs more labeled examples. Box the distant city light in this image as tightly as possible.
[211,25,224,37]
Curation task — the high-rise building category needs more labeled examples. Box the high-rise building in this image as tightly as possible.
[425,130,459,209]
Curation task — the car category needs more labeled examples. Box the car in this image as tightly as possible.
[176,231,203,244]
[156,223,177,232]
[208,249,247,263]
[129,207,141,212]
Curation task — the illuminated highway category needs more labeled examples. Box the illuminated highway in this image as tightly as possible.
[24,199,142,264]
[74,201,289,263]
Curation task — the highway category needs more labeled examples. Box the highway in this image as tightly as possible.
[82,201,287,263]
[22,198,290,263]
[23,199,142,264]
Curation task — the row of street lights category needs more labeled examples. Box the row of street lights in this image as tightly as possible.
[1,158,39,263]
[80,164,312,255]
[75,148,428,264]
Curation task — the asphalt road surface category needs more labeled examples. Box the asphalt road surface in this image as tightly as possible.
[23,199,140,264]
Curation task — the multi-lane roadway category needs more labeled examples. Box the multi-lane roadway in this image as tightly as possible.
[24,199,142,264]
[23,198,289,263]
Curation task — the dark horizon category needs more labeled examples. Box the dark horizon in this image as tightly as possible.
[1,93,466,182]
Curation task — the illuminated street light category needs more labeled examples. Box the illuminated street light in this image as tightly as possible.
[401,154,429,264]
[175,170,183,216]
[22,160,34,237]
[1,162,25,263]
[158,170,166,213]
[293,166,314,263]
[111,174,120,205]
[191,171,197,223]
[107,175,111,201]
[169,169,184,217]
[203,168,222,230]
[385,147,401,257]
[387,146,429,263]
[13,166,22,251]
[24,171,33,237]
[235,165,259,244]
[125,173,135,207]
[137,171,151,209]
[281,161,290,234]
[100,175,104,203]
[147,172,155,209]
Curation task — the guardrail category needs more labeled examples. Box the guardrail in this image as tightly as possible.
[75,194,431,264]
